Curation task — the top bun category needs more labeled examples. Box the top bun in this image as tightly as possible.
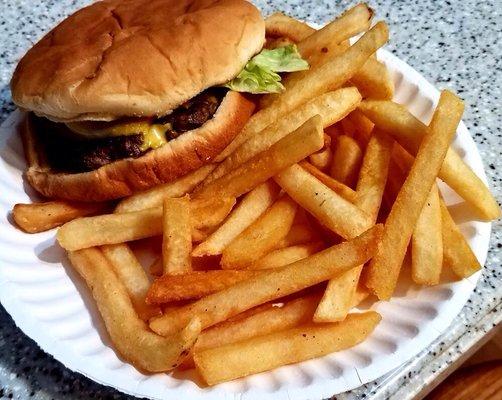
[11,0,264,122]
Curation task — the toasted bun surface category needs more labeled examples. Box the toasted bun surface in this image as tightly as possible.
[11,0,264,121]
[24,92,255,201]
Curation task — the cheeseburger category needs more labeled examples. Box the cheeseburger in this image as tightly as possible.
[12,0,302,202]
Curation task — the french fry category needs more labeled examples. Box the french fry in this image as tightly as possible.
[248,242,325,270]
[149,224,382,336]
[314,267,363,322]
[208,88,361,183]
[299,161,357,203]
[221,302,276,325]
[179,294,321,369]
[314,244,374,325]
[57,197,235,251]
[392,141,415,172]
[297,4,373,58]
[114,164,215,213]
[315,130,393,322]
[386,143,415,208]
[68,247,201,372]
[183,289,359,370]
[330,135,363,187]
[440,198,481,278]
[221,195,298,269]
[314,131,393,322]
[349,109,375,150]
[358,100,501,220]
[162,196,192,275]
[306,42,349,68]
[309,147,333,171]
[265,12,314,42]
[364,91,464,300]
[216,22,388,161]
[390,148,477,279]
[192,181,280,257]
[275,222,320,248]
[59,207,163,251]
[383,153,409,209]
[194,311,381,385]
[194,116,324,200]
[353,285,370,306]
[196,295,319,351]
[309,134,333,171]
[191,227,210,243]
[340,39,350,48]
[315,146,388,318]
[146,270,262,304]
[355,130,394,221]
[350,58,394,100]
[189,197,236,230]
[275,164,372,239]
[13,201,107,233]
[101,243,160,320]
[411,184,443,285]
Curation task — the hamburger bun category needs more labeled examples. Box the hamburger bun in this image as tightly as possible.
[11,0,265,121]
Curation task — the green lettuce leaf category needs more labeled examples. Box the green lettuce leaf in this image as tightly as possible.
[252,45,310,72]
[224,44,309,94]
[224,63,284,94]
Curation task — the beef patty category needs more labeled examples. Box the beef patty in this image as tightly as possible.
[34,88,226,173]
[160,87,224,137]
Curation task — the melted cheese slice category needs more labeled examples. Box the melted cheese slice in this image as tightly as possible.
[65,119,168,150]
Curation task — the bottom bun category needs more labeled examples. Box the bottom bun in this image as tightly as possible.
[23,91,255,202]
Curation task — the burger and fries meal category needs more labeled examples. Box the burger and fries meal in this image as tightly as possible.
[8,0,500,386]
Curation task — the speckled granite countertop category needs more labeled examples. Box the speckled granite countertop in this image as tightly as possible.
[0,1,500,399]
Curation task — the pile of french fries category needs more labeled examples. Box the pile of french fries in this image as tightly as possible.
[12,4,500,386]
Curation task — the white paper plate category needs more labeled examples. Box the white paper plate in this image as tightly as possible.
[0,47,491,399]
